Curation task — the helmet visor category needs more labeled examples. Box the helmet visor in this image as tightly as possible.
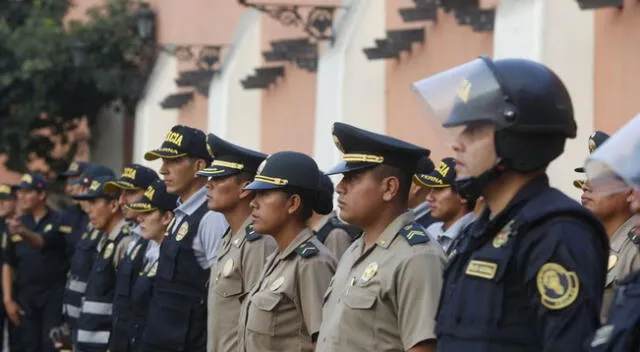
[585,114,640,195]
[412,57,511,129]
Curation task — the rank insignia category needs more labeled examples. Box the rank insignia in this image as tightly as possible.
[359,262,379,284]
[536,262,579,310]
[222,259,234,277]
[607,254,618,271]
[176,222,189,241]
[492,220,515,248]
[103,243,115,260]
[270,276,284,291]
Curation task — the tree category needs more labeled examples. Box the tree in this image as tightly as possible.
[0,0,153,176]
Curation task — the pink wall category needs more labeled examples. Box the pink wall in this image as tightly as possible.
[385,1,494,162]
[259,12,317,155]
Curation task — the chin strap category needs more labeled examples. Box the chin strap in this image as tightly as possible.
[454,159,508,200]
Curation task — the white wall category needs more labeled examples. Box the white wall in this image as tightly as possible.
[494,0,594,199]
[132,53,179,172]
[207,10,263,150]
[91,103,124,172]
[313,0,386,172]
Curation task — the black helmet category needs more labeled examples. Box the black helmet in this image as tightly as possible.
[413,56,576,197]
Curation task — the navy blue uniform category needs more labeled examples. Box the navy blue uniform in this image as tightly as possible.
[130,255,158,352]
[56,205,89,259]
[436,176,608,351]
[110,239,149,352]
[5,210,66,352]
[76,224,130,352]
[142,203,210,352]
[0,219,24,352]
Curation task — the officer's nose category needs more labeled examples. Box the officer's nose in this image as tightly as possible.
[159,161,169,175]
[335,178,346,195]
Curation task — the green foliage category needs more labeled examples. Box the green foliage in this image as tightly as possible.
[0,0,152,174]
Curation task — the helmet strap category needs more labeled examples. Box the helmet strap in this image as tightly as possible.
[453,159,508,200]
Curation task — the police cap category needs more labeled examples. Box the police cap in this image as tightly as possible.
[144,125,212,163]
[197,133,267,178]
[0,184,18,200]
[73,176,120,200]
[125,179,178,213]
[325,122,430,175]
[71,164,115,187]
[415,157,456,188]
[17,173,47,192]
[104,164,159,195]
[60,161,90,178]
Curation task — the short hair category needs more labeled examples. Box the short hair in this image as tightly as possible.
[371,165,411,202]
[283,186,315,220]
[234,171,255,185]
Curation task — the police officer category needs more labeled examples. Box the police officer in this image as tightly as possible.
[410,156,439,228]
[572,131,609,190]
[238,151,337,352]
[307,174,360,260]
[415,157,476,255]
[125,180,178,352]
[412,56,608,350]
[0,184,23,352]
[198,133,276,352]
[584,114,640,351]
[104,164,158,352]
[74,175,132,352]
[573,131,639,323]
[57,161,91,258]
[141,125,228,352]
[316,123,446,352]
[4,173,65,352]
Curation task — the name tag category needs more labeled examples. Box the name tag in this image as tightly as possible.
[465,260,498,280]
[59,226,73,234]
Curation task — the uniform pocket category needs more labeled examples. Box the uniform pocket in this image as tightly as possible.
[158,241,180,281]
[214,276,243,298]
[143,295,191,350]
[246,291,282,336]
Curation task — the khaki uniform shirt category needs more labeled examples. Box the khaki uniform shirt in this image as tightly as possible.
[207,217,276,352]
[601,216,640,322]
[316,212,446,352]
[312,212,353,261]
[238,228,337,352]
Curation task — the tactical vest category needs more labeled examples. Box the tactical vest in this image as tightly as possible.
[589,270,640,351]
[315,216,362,244]
[76,229,129,352]
[143,202,210,351]
[63,227,101,325]
[130,259,158,352]
[436,188,607,351]
[110,238,150,352]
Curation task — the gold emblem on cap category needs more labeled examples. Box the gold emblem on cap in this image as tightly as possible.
[492,220,514,248]
[436,161,450,177]
[608,254,618,271]
[103,243,115,259]
[131,244,141,260]
[176,222,189,241]
[359,262,379,284]
[165,131,184,146]
[332,135,345,153]
[69,162,79,172]
[21,174,32,184]
[588,138,596,154]
[147,262,158,277]
[270,276,284,291]
[457,79,472,103]
[144,186,155,201]
[0,185,10,194]
[222,259,234,277]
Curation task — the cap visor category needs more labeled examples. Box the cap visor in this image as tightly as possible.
[414,174,450,188]
[144,150,187,161]
[73,192,99,200]
[104,181,139,195]
[60,171,81,177]
[574,167,585,173]
[197,167,237,178]
[125,202,158,213]
[324,162,376,176]
[0,194,14,200]
[243,180,282,191]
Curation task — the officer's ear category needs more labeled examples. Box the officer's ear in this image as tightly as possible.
[286,193,303,216]
[192,158,208,176]
[161,211,174,227]
[108,198,120,214]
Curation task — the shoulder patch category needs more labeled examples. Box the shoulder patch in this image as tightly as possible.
[295,241,319,258]
[245,225,263,241]
[399,223,430,246]
[10,234,22,243]
[536,262,580,310]
[59,225,73,234]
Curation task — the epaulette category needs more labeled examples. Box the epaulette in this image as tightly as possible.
[629,229,640,246]
[245,225,263,241]
[399,223,430,246]
[58,225,73,234]
[122,224,131,234]
[295,241,319,258]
